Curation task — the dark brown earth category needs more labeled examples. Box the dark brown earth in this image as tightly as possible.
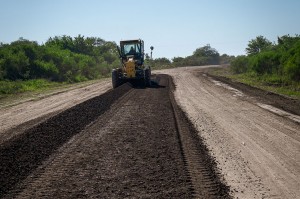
[0,82,132,197]
[0,74,230,198]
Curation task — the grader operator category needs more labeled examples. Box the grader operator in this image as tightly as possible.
[112,39,151,88]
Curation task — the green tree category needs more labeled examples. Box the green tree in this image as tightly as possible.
[193,44,220,65]
[46,35,74,51]
[246,36,272,55]
[283,41,300,81]
[32,60,59,79]
[2,50,30,80]
[172,57,185,66]
[193,44,219,57]
[152,57,172,69]
[277,34,300,51]
[249,51,280,74]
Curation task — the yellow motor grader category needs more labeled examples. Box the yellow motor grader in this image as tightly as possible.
[112,39,151,88]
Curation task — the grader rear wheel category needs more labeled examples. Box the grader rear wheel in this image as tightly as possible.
[112,69,122,89]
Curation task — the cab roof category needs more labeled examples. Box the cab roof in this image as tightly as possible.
[120,39,143,44]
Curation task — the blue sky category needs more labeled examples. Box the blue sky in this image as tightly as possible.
[1,0,299,59]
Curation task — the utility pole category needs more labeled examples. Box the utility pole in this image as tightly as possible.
[150,46,154,59]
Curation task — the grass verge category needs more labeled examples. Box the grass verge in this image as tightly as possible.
[0,79,62,96]
[207,66,300,99]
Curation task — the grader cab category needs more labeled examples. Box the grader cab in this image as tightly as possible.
[112,39,151,88]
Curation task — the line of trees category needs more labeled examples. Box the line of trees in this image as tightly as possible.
[2,36,231,82]
[8,34,296,86]
[173,44,221,66]
[0,35,120,82]
[231,35,300,83]
[172,44,234,67]
[1,34,237,84]
[149,44,235,69]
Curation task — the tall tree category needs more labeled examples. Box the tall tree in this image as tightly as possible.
[193,44,219,58]
[246,36,272,55]
[192,44,220,65]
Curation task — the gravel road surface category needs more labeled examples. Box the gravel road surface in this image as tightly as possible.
[1,65,299,199]
[158,66,300,199]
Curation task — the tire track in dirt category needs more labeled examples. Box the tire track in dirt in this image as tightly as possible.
[169,76,230,198]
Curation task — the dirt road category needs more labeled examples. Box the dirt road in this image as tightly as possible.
[158,66,300,198]
[0,66,299,198]
[0,74,229,198]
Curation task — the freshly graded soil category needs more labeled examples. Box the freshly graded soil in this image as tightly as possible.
[0,74,230,198]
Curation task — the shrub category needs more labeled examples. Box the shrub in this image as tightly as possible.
[249,51,280,74]
[32,60,59,79]
[230,56,249,74]
[283,43,300,81]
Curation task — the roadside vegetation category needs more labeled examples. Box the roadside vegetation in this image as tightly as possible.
[226,34,300,98]
[0,36,231,97]
[0,79,60,95]
[0,35,119,96]
[159,34,299,99]
[1,34,299,98]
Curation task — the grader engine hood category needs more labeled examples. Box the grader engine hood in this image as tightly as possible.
[125,58,136,78]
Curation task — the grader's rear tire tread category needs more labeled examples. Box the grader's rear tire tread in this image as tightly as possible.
[112,70,121,89]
